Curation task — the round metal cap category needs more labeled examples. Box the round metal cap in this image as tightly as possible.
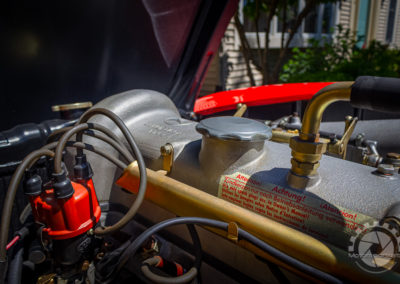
[51,101,92,112]
[196,116,272,141]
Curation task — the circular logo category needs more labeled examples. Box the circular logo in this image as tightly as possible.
[348,221,400,274]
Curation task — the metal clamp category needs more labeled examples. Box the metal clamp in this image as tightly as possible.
[327,116,358,159]
[234,103,247,117]
[227,222,239,243]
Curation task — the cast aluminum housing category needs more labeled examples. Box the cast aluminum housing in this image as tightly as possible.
[80,89,400,281]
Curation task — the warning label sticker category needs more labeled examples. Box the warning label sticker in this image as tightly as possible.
[218,172,375,247]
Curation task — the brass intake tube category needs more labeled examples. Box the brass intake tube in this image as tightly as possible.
[288,82,353,189]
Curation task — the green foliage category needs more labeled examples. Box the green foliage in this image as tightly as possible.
[280,26,400,83]
[242,0,268,19]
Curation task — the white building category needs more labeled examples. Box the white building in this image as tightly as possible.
[200,0,400,96]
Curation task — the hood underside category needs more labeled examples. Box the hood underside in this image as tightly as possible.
[0,0,237,130]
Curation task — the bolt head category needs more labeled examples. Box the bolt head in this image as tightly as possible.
[329,133,337,143]
[160,144,172,155]
[378,164,395,175]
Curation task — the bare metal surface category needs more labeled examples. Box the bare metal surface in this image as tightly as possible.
[82,90,400,282]
[84,89,400,222]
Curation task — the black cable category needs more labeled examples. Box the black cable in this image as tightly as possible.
[0,148,55,284]
[65,141,127,170]
[83,130,134,162]
[116,217,343,284]
[139,225,202,284]
[141,258,197,284]
[54,123,88,173]
[186,224,202,271]
[1,110,145,280]
[56,108,147,236]
[77,108,140,161]
[7,247,23,284]
[77,109,147,236]
[54,122,136,173]
[265,261,290,284]
[49,120,146,237]
[1,130,136,280]
[47,123,134,163]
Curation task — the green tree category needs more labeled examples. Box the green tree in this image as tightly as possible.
[280,26,400,83]
[234,0,338,85]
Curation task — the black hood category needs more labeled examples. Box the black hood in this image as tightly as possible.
[0,0,237,130]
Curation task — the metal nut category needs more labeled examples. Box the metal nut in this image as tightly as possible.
[291,159,320,171]
[377,164,395,175]
[160,144,173,156]
[289,137,327,154]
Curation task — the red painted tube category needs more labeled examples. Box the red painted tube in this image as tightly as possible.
[194,82,334,115]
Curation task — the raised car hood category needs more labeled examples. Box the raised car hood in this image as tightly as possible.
[0,0,237,130]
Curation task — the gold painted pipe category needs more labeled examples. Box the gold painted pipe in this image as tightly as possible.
[116,163,400,283]
[300,82,353,141]
[289,82,354,181]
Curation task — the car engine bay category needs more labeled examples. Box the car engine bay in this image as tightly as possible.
[1,77,400,283]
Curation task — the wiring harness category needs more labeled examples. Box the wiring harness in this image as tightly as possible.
[0,107,147,283]
[0,107,344,284]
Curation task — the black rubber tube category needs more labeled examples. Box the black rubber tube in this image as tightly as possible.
[65,141,127,170]
[76,108,140,159]
[83,130,134,162]
[139,224,203,284]
[351,76,400,113]
[48,123,134,163]
[266,261,290,284]
[54,124,88,173]
[7,247,23,284]
[1,137,128,271]
[55,109,147,236]
[0,148,55,283]
[0,119,142,282]
[116,217,343,284]
[53,121,147,236]
[54,123,137,171]
[75,108,147,236]
[186,224,202,270]
[141,258,198,284]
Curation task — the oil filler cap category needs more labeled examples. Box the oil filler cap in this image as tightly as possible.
[196,116,272,141]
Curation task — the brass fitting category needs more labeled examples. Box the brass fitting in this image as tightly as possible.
[271,129,298,143]
[160,143,174,173]
[290,158,320,175]
[289,136,327,176]
[289,136,327,155]
[288,82,353,189]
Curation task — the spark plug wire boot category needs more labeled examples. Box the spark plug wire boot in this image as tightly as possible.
[73,154,93,181]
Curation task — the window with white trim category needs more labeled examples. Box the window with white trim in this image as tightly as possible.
[386,0,397,43]
[240,0,338,49]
